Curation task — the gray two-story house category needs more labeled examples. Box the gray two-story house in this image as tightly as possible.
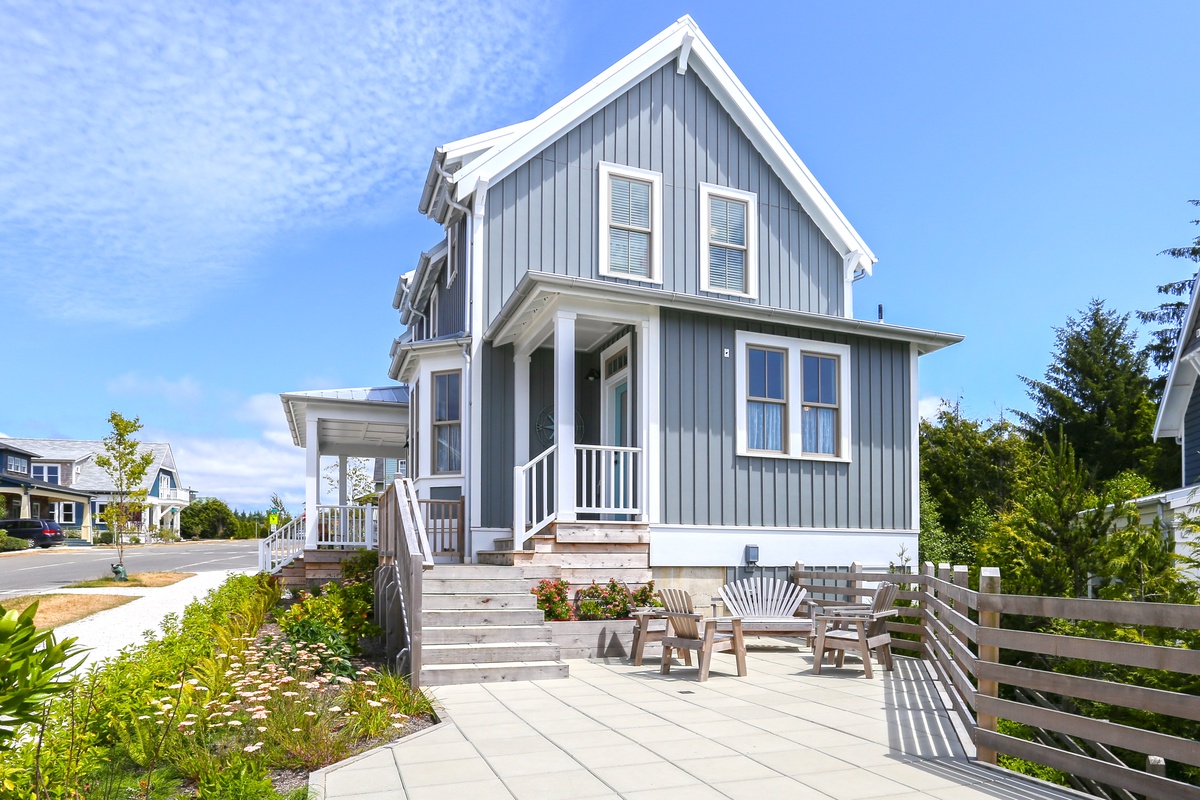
[384,15,960,596]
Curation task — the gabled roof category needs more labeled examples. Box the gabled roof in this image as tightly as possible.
[0,438,181,493]
[1154,282,1200,439]
[428,15,875,269]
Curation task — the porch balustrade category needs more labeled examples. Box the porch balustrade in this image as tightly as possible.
[514,445,557,548]
[575,445,641,515]
[314,504,376,549]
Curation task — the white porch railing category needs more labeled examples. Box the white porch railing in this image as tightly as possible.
[576,445,642,514]
[513,445,557,549]
[158,487,188,501]
[315,504,375,548]
[258,515,307,573]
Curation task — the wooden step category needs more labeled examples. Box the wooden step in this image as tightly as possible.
[428,564,532,579]
[422,641,560,665]
[421,592,537,611]
[422,578,534,594]
[421,608,547,627]
[423,625,553,645]
[419,660,569,686]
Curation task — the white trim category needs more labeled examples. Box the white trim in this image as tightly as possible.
[429,286,440,337]
[649,523,916,568]
[909,345,920,532]
[600,334,633,447]
[449,15,876,268]
[598,161,663,284]
[699,182,758,299]
[733,330,852,462]
[554,311,577,522]
[1154,281,1200,440]
[644,311,662,524]
[469,199,486,537]
[676,32,693,74]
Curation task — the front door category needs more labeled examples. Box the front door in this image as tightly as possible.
[601,335,633,511]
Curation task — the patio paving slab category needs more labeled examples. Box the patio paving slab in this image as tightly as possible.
[313,651,1088,800]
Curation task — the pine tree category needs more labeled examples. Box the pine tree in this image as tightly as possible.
[1017,300,1160,485]
[1137,199,1200,398]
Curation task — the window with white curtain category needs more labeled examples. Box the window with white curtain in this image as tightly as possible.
[700,183,758,298]
[599,162,662,283]
[735,330,851,461]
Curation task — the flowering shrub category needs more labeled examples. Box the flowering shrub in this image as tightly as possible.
[575,579,633,620]
[279,580,380,657]
[631,580,663,608]
[532,579,573,621]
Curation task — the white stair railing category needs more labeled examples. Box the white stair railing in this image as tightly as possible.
[258,515,307,573]
[513,445,557,550]
[576,445,642,514]
[315,504,371,548]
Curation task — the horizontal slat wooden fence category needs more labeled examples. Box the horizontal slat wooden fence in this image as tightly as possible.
[790,562,1200,800]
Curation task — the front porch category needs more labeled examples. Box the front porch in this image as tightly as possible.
[0,476,95,539]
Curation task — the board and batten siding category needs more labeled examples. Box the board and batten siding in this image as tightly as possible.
[482,62,846,328]
[410,219,468,340]
[1184,382,1200,486]
[660,308,914,530]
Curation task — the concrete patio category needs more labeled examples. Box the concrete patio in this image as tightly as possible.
[311,648,1083,800]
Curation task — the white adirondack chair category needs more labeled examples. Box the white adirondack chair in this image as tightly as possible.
[715,576,813,640]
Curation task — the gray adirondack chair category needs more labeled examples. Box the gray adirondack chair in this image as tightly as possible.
[811,581,899,679]
[658,588,748,682]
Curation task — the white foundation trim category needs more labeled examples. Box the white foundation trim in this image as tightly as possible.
[650,524,917,568]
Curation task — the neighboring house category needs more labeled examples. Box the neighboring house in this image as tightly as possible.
[372,457,407,495]
[0,438,193,541]
[0,441,95,536]
[375,15,961,594]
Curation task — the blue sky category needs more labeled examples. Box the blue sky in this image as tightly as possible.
[2,1,1198,508]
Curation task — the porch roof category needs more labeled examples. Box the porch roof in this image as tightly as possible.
[279,386,410,458]
[0,474,93,502]
[486,272,965,355]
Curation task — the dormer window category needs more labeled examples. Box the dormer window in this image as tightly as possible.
[599,162,662,283]
[5,455,28,475]
[700,183,758,298]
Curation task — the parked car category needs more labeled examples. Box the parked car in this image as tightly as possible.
[0,519,66,548]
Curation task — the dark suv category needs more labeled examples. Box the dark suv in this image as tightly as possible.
[0,519,66,548]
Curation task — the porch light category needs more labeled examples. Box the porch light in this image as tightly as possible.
[586,368,601,381]
[745,544,759,573]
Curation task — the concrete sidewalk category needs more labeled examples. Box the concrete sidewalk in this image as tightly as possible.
[51,569,252,668]
[311,651,1083,800]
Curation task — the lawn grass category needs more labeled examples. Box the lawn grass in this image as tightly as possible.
[66,570,195,588]
[0,593,135,628]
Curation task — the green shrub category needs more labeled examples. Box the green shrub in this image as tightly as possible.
[631,580,662,608]
[0,533,28,552]
[575,578,633,619]
[95,531,114,544]
[0,602,83,750]
[532,578,573,621]
[278,580,380,657]
[341,549,379,584]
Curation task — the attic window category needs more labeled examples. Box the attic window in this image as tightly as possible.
[599,162,662,284]
[700,183,758,299]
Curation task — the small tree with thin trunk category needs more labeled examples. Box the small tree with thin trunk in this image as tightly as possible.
[94,411,155,568]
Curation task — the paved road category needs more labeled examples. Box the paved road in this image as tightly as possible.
[0,540,260,596]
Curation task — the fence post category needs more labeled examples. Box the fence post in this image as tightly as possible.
[921,562,934,660]
[977,566,1001,765]
[952,565,970,651]
[366,505,376,551]
[850,561,863,605]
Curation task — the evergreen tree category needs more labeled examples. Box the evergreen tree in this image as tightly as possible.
[1136,199,1200,399]
[1017,300,1161,485]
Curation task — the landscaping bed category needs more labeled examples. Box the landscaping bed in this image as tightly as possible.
[66,570,195,588]
[0,552,433,799]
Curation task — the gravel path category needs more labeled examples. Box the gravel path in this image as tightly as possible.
[52,569,253,669]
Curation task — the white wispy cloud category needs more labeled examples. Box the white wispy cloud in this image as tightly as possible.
[918,396,947,421]
[107,373,202,404]
[0,0,555,325]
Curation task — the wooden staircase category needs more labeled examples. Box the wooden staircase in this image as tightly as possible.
[277,549,362,588]
[419,564,569,686]
[477,521,652,595]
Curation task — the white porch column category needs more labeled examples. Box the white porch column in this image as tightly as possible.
[555,311,577,523]
[638,318,651,523]
[514,350,531,468]
[81,501,93,542]
[305,416,320,548]
[19,490,30,518]
[337,456,348,504]
[337,455,348,544]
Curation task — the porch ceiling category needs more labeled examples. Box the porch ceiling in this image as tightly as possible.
[317,419,407,458]
[280,386,409,458]
[494,288,635,352]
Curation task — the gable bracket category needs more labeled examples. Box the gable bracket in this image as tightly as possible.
[677,32,694,74]
[843,249,872,281]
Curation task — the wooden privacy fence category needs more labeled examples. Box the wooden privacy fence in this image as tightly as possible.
[791,563,1200,800]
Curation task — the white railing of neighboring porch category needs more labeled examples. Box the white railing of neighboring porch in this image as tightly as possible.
[576,445,642,514]
[513,444,557,549]
[315,504,375,549]
[258,515,307,573]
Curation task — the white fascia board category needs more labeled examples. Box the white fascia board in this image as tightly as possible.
[451,16,876,267]
[400,242,449,325]
[1154,283,1200,439]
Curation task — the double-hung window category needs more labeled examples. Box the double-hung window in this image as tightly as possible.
[33,464,60,484]
[432,370,461,473]
[700,183,758,298]
[735,331,851,460]
[5,455,28,475]
[56,503,75,524]
[599,162,662,283]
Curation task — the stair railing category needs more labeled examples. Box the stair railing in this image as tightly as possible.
[513,444,557,550]
[257,515,307,573]
[375,477,433,688]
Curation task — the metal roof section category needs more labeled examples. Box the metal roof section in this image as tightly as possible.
[1154,281,1200,440]
[387,334,471,383]
[438,15,876,269]
[485,272,963,355]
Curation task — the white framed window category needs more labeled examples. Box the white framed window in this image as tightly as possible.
[734,330,851,461]
[432,370,461,474]
[6,455,29,475]
[56,503,75,524]
[700,183,758,298]
[397,459,407,478]
[94,501,108,519]
[33,464,60,484]
[599,162,663,284]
